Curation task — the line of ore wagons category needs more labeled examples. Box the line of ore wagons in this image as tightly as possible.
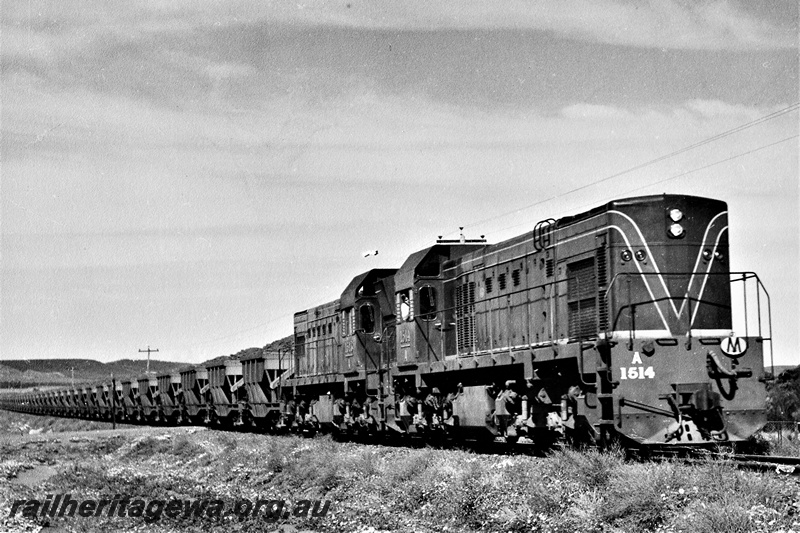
[11,352,289,425]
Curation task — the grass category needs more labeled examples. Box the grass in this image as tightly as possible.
[1,408,799,532]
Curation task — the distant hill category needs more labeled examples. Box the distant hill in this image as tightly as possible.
[0,363,73,388]
[0,359,186,388]
[0,335,294,389]
[1,358,187,376]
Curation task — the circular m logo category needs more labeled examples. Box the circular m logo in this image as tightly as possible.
[721,337,748,357]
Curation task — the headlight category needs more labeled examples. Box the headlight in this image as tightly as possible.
[669,208,683,222]
[702,249,713,261]
[668,223,684,238]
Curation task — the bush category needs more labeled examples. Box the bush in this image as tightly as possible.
[767,366,800,421]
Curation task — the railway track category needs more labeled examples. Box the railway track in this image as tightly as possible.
[5,407,799,478]
[648,448,800,476]
[250,422,800,476]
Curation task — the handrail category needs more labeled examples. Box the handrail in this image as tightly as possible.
[601,271,772,367]
[755,276,775,379]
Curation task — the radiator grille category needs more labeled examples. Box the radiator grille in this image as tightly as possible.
[567,258,597,339]
[456,281,476,352]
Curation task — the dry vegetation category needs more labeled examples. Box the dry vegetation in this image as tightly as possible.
[1,410,799,533]
[0,411,135,435]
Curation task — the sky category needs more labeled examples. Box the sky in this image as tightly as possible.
[1,1,798,368]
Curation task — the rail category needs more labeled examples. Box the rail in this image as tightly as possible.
[651,449,800,476]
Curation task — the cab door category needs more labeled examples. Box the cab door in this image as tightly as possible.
[415,282,443,362]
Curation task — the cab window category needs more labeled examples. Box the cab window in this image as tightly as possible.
[359,303,375,334]
[397,290,413,322]
[419,286,437,321]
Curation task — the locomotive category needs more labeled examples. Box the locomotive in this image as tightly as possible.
[1,194,773,449]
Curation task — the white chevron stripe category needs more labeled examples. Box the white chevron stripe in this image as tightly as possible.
[691,226,729,326]
[607,224,672,333]
[608,211,679,317]
[678,211,728,318]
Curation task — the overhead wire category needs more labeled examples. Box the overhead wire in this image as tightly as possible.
[484,133,798,238]
[448,102,799,236]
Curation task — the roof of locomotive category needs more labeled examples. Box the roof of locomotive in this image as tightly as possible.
[340,268,398,309]
[555,194,724,227]
[396,243,486,288]
[445,194,725,270]
[294,299,341,322]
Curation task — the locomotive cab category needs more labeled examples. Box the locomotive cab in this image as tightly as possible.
[394,244,485,367]
[598,195,770,445]
[339,268,397,380]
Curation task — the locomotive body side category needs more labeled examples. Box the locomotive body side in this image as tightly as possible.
[290,298,341,386]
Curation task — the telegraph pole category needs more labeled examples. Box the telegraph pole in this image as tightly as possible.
[138,346,159,374]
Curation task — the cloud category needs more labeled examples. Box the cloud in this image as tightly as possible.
[4,2,796,119]
[2,0,794,66]
[4,70,794,243]
[684,99,765,119]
